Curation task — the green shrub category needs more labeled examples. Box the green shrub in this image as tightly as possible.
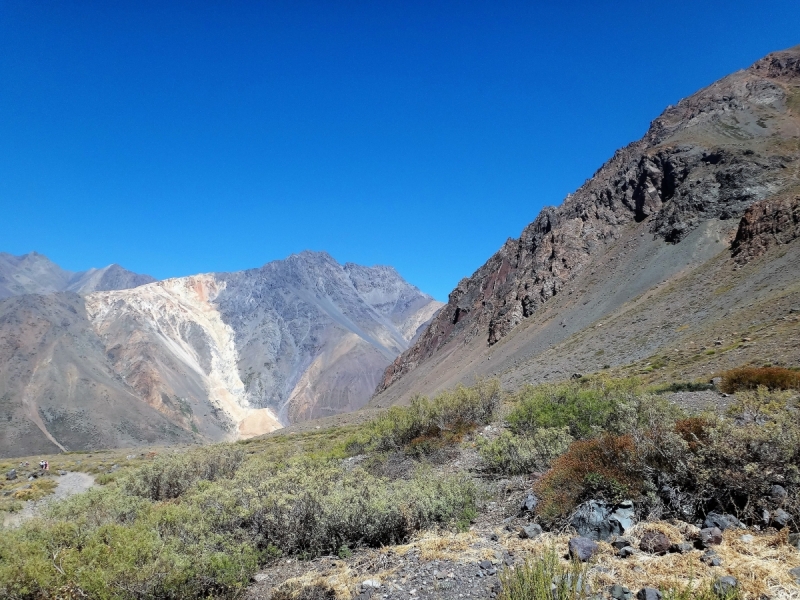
[355,378,501,454]
[652,381,714,394]
[719,366,800,393]
[499,548,591,600]
[121,445,246,501]
[477,428,573,475]
[507,377,641,438]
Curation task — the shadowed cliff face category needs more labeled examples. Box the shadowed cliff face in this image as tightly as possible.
[376,45,800,399]
[0,252,441,456]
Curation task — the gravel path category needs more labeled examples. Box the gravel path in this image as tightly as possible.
[2,472,95,528]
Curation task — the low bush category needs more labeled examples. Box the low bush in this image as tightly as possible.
[507,377,641,438]
[533,435,646,523]
[499,547,591,600]
[652,381,714,394]
[353,378,501,454]
[719,366,800,393]
[477,428,573,475]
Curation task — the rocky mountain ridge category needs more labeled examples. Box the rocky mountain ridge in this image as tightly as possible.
[0,251,155,298]
[373,45,800,404]
[0,252,441,457]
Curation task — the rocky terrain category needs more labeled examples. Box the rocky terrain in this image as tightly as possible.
[0,252,441,457]
[0,251,155,298]
[373,45,800,408]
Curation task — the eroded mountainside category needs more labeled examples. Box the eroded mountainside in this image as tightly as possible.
[373,46,800,406]
[0,252,155,298]
[0,252,441,456]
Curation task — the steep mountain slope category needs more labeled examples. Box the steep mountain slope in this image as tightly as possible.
[372,45,800,407]
[0,252,155,298]
[0,252,441,456]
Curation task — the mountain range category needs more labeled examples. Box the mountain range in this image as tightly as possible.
[0,252,441,457]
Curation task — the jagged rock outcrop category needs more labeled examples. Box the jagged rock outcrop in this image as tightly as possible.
[0,252,155,299]
[0,251,441,456]
[731,195,800,263]
[376,45,800,397]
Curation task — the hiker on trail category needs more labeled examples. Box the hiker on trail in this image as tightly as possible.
[39,460,44,470]
[44,461,49,471]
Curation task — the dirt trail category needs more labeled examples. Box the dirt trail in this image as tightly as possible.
[2,472,95,528]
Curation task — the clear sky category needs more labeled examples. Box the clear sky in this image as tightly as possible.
[1,1,798,301]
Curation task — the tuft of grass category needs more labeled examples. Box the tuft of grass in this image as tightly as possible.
[499,547,592,600]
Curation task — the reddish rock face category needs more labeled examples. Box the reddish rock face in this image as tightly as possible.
[732,195,800,264]
[376,45,800,397]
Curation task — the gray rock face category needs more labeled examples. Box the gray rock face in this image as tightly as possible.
[637,588,662,600]
[703,512,742,531]
[571,500,635,541]
[610,584,632,600]
[0,252,154,298]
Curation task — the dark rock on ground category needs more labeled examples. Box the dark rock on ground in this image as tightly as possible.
[771,508,792,528]
[636,588,662,600]
[611,538,632,550]
[518,524,542,539]
[571,500,634,541]
[6,469,16,480]
[769,484,788,504]
[639,531,671,555]
[713,576,738,596]
[609,584,633,600]
[568,537,599,562]
[697,527,723,547]
[703,512,741,531]
[618,546,636,558]
[670,542,694,554]
[520,493,538,514]
[788,532,800,549]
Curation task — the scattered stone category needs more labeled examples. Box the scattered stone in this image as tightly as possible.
[618,546,636,558]
[6,469,16,481]
[640,531,671,555]
[568,537,599,562]
[701,551,722,567]
[489,532,499,541]
[697,527,723,547]
[789,566,800,579]
[479,560,492,571]
[713,576,738,596]
[771,508,792,528]
[609,584,632,600]
[739,534,754,543]
[253,573,268,583]
[520,493,538,514]
[636,588,662,600]
[670,542,694,554]
[769,484,788,504]
[571,500,635,541]
[571,373,583,379]
[362,579,381,590]
[57,469,67,476]
[611,538,632,550]
[703,512,741,531]
[788,532,800,549]
[518,524,542,539]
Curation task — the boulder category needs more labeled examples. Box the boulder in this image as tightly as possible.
[609,584,632,600]
[611,538,632,550]
[618,546,636,558]
[669,542,694,554]
[5,468,16,481]
[568,537,599,562]
[697,527,723,547]
[361,579,381,590]
[703,512,741,531]
[639,531,671,555]
[520,493,538,514]
[636,588,662,600]
[788,532,800,549]
[713,576,738,596]
[518,524,542,539]
[570,500,635,541]
[771,508,792,528]
[769,484,788,504]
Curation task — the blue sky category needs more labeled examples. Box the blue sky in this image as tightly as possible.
[1,1,798,301]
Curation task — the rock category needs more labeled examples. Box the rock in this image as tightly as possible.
[611,538,632,550]
[639,531,671,555]
[570,500,635,541]
[713,576,738,596]
[788,532,800,549]
[771,508,792,528]
[739,534,754,543]
[5,469,16,480]
[701,550,721,566]
[571,373,583,379]
[489,532,499,541]
[57,469,67,476]
[520,493,538,514]
[609,584,632,600]
[361,579,381,590]
[518,524,542,539]
[710,376,723,387]
[636,588,662,600]
[703,512,741,531]
[670,542,694,554]
[568,537,599,562]
[697,527,723,547]
[480,560,492,570]
[789,567,800,578]
[618,546,636,558]
[769,484,788,504]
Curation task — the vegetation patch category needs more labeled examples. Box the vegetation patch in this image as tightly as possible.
[719,366,800,393]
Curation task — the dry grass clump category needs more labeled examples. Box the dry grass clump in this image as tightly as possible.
[719,366,800,393]
[389,530,480,562]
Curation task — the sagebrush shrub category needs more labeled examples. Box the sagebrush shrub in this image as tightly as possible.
[477,428,573,475]
[719,366,800,393]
